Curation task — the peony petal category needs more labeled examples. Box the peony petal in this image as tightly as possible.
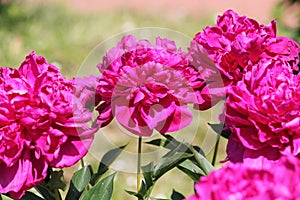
[235,126,266,150]
[9,151,48,199]
[18,51,40,85]
[50,136,93,168]
[158,104,193,133]
[226,133,245,163]
[0,159,28,195]
[115,103,152,136]
[243,147,281,169]
[96,102,114,127]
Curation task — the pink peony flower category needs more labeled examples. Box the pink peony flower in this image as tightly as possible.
[186,155,300,200]
[225,58,300,167]
[96,35,205,136]
[0,52,97,198]
[190,10,277,85]
[188,9,300,164]
[189,10,300,109]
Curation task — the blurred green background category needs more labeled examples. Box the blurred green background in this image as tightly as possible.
[1,0,298,76]
[0,0,299,199]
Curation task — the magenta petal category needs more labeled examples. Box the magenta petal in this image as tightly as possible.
[147,98,177,130]
[0,159,28,195]
[134,90,145,104]
[292,135,300,155]
[73,75,99,109]
[147,104,167,130]
[226,133,245,163]
[115,103,153,136]
[0,150,48,199]
[185,194,199,200]
[283,117,300,129]
[26,155,48,187]
[18,51,40,85]
[243,147,281,169]
[96,102,114,127]
[50,136,93,168]
[9,151,48,199]
[158,104,193,133]
[53,124,98,138]
[235,126,266,150]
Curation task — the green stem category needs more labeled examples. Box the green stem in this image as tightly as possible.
[80,158,85,168]
[211,133,221,166]
[137,136,142,193]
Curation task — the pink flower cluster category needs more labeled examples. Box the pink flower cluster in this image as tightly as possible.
[190,9,300,166]
[96,35,207,136]
[0,52,97,198]
[186,156,300,200]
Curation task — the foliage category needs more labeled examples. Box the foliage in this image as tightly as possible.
[125,135,214,200]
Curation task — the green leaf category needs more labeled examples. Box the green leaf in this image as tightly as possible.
[162,137,193,159]
[149,135,212,176]
[47,170,66,191]
[171,189,185,200]
[125,190,144,199]
[191,147,214,175]
[147,135,190,153]
[153,152,192,180]
[146,139,169,147]
[81,173,116,200]
[139,181,147,197]
[20,192,44,200]
[126,163,155,200]
[36,167,66,200]
[36,185,56,200]
[192,146,205,157]
[208,123,231,139]
[162,135,191,153]
[141,162,154,189]
[149,134,206,158]
[177,160,204,182]
[65,166,91,200]
[35,169,65,200]
[91,145,126,185]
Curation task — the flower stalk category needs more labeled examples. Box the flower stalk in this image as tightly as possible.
[211,133,220,166]
[137,136,142,192]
